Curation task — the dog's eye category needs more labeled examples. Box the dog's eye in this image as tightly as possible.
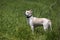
[27,12,29,13]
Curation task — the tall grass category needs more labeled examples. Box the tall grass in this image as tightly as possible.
[0,0,60,40]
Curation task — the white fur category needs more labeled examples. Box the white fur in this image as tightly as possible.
[25,10,52,33]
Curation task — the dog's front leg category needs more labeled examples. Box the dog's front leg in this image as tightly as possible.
[31,26,34,32]
[30,25,34,33]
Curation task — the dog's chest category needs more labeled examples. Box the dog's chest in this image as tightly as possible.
[28,18,33,24]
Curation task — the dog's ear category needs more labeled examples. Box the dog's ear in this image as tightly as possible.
[29,9,32,11]
[29,9,32,13]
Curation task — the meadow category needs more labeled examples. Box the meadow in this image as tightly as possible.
[0,0,60,40]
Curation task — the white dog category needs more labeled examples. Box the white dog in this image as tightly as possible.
[25,9,52,33]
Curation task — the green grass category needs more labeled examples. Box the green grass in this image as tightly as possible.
[0,0,60,40]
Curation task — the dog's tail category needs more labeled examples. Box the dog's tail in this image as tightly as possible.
[48,20,52,30]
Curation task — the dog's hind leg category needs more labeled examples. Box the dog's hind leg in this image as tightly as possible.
[43,24,48,31]
[43,26,47,31]
[49,21,52,31]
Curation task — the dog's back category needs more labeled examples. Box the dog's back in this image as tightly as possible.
[32,17,50,24]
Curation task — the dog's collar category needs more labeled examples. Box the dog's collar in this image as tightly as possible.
[26,15,32,18]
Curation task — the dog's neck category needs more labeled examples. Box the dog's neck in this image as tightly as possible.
[27,16,33,24]
[26,15,33,18]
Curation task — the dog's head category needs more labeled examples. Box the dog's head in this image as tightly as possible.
[25,9,32,18]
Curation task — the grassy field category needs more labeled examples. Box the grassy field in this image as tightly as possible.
[0,0,60,40]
